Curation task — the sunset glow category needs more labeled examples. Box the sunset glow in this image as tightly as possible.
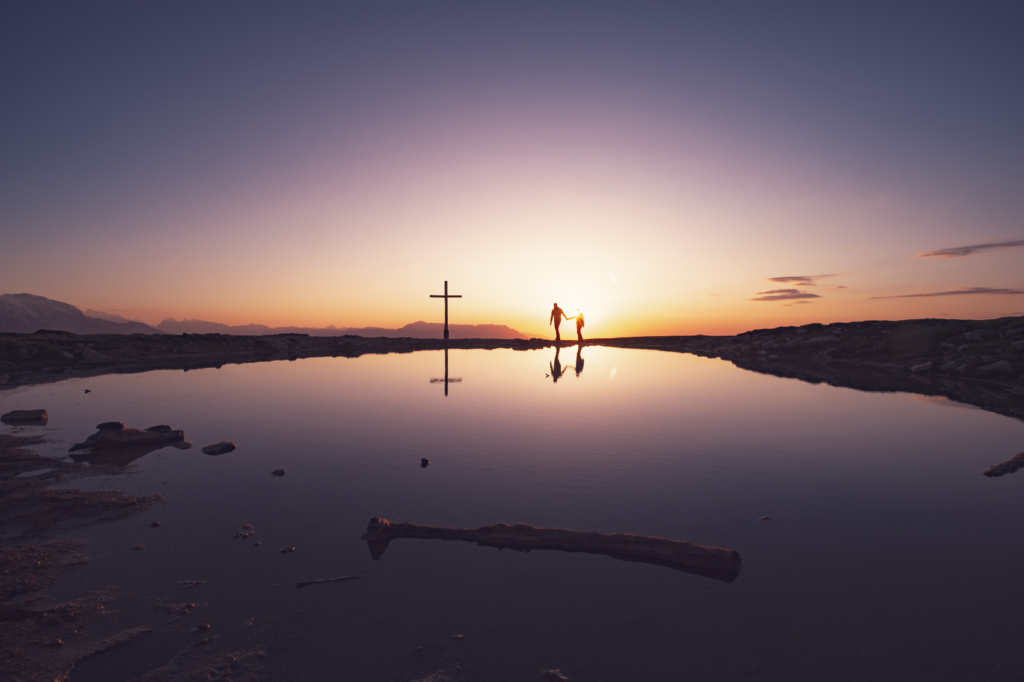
[2,3,1022,336]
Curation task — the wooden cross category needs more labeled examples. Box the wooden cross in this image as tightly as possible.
[429,280,462,340]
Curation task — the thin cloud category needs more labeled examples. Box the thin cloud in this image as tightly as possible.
[784,300,815,306]
[872,287,1024,299]
[917,240,1024,258]
[767,275,835,286]
[751,289,822,302]
[828,285,847,290]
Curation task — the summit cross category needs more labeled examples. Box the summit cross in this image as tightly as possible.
[429,280,462,340]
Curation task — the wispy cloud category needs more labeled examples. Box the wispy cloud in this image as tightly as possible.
[828,285,847,290]
[784,300,815,306]
[917,240,1024,258]
[872,287,1024,299]
[751,289,822,302]
[767,275,835,286]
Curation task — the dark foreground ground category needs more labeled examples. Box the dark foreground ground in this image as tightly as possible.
[2,316,1024,680]
[3,315,1024,422]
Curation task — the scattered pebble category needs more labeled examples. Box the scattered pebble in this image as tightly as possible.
[412,646,425,652]
[759,516,771,521]
[202,441,237,456]
[134,544,145,550]
[280,546,295,554]
[84,390,91,394]
[197,623,211,632]
[452,634,465,640]
[271,469,286,477]
[253,541,261,547]
[150,521,162,528]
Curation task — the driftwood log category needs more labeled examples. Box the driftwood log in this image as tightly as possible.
[361,517,742,583]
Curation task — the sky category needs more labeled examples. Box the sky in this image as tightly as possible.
[2,2,1023,337]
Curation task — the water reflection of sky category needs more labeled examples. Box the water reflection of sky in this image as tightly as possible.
[4,348,1024,681]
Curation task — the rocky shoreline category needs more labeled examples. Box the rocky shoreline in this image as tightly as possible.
[2,316,1023,422]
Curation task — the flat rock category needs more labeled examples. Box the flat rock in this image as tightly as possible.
[1,409,48,425]
[70,423,184,452]
[271,469,286,477]
[202,441,236,456]
[984,452,1024,477]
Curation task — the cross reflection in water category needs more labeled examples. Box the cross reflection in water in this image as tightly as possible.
[429,347,462,396]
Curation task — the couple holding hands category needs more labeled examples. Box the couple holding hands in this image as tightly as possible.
[549,303,584,343]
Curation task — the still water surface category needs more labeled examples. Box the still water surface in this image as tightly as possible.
[4,347,1024,681]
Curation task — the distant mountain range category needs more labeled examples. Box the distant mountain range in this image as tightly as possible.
[0,294,161,334]
[0,293,528,339]
[155,318,527,339]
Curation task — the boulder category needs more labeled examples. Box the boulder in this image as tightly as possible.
[909,362,933,373]
[963,331,983,343]
[81,348,109,362]
[977,360,1013,374]
[1,409,48,425]
[1013,340,1024,352]
[201,441,236,456]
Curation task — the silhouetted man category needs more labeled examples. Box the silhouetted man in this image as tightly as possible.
[550,303,570,341]
[549,346,566,382]
[575,309,585,343]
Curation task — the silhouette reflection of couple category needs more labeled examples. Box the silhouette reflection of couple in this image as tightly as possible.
[548,344,584,382]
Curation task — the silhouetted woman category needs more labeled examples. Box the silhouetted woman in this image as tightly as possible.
[575,309,585,343]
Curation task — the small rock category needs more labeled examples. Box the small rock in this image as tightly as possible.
[134,544,145,551]
[1,409,49,425]
[173,441,193,449]
[150,521,162,528]
[280,546,295,554]
[84,389,91,394]
[759,516,771,521]
[63,351,74,359]
[542,670,569,681]
[452,634,465,640]
[421,458,430,468]
[233,532,252,539]
[271,469,286,477]
[52,638,64,647]
[909,362,933,373]
[413,646,425,652]
[241,523,253,530]
[82,348,109,361]
[202,441,236,456]
[197,623,211,632]
[253,541,261,547]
